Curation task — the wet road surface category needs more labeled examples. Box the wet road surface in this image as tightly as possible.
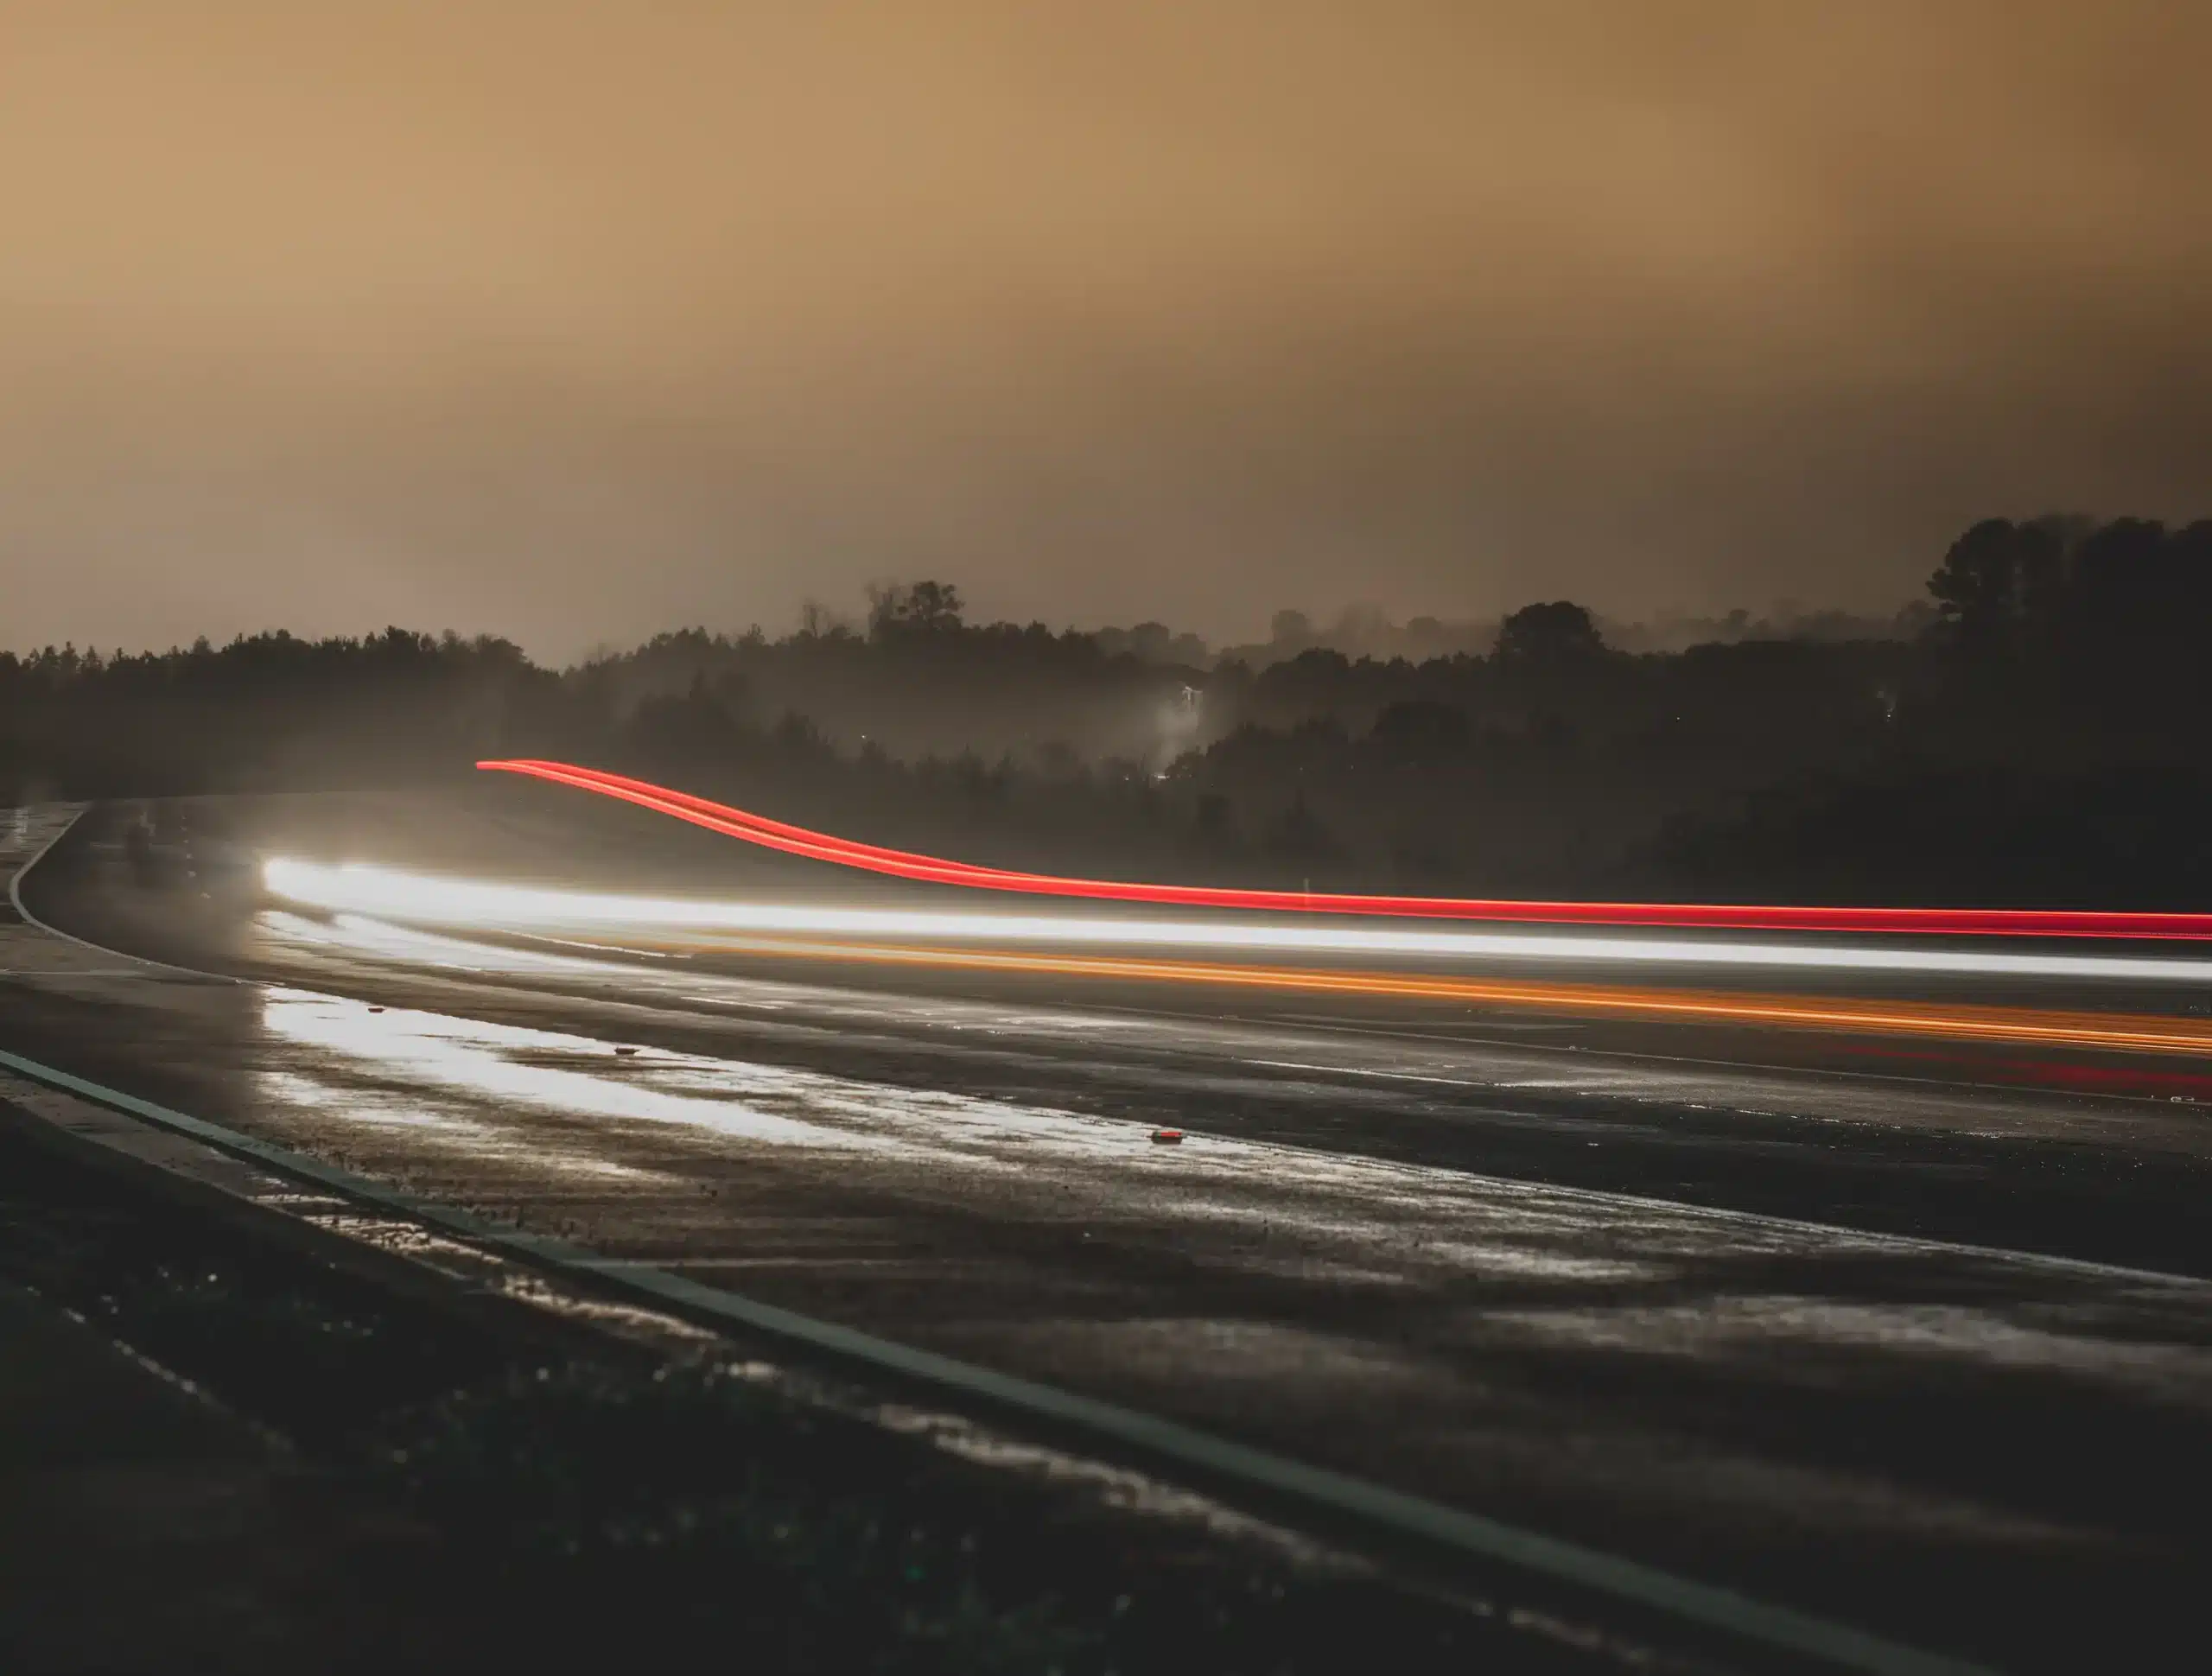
[7,795,2212,1673]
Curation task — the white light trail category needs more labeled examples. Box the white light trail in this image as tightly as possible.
[260,858,2212,985]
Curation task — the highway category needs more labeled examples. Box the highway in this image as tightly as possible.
[6,789,2211,1674]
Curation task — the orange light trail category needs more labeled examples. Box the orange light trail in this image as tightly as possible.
[617,933,2212,1059]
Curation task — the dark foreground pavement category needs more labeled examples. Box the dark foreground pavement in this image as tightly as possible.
[0,1282,439,1675]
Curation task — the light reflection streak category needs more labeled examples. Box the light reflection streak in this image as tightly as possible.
[260,989,903,1154]
[246,982,1706,1285]
[264,908,629,981]
[1481,1298,2212,1406]
[263,857,2212,986]
[250,971,2184,1281]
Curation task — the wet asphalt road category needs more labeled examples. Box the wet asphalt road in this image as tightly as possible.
[6,794,2212,1674]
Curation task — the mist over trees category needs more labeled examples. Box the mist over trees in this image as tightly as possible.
[4,514,2209,907]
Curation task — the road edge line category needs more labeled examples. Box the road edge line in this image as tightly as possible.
[10,804,245,981]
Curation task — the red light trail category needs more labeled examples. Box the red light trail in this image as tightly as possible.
[476,759,2212,942]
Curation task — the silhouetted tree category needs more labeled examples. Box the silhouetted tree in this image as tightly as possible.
[1496,600,1605,663]
[1927,518,2063,653]
[868,580,965,639]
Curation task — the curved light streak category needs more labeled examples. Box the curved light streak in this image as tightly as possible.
[259,858,2212,984]
[478,759,2212,942]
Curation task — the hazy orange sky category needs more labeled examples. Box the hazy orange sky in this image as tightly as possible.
[3,2,2206,655]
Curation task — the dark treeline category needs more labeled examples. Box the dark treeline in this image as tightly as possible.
[6,515,2210,907]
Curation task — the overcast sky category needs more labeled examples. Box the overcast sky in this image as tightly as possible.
[3,2,2206,657]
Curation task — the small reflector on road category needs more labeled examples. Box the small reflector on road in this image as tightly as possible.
[1150,1128,1184,1144]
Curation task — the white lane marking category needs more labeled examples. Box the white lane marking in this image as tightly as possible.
[1243,1057,1492,1089]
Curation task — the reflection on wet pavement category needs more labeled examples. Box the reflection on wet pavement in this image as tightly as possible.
[254,906,2212,1162]
[264,991,901,1155]
[253,975,2212,1407]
